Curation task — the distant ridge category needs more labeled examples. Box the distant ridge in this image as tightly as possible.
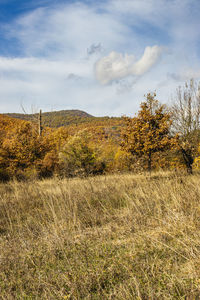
[4,109,118,128]
[5,110,94,128]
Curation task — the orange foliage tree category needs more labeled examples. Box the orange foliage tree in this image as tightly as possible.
[0,115,70,179]
[0,120,48,178]
[121,93,174,173]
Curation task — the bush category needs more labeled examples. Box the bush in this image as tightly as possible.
[0,168,10,182]
[59,130,104,177]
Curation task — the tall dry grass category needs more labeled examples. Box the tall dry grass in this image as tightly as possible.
[0,172,200,299]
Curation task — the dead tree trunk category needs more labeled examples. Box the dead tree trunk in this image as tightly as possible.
[38,109,42,136]
[148,151,152,176]
[180,147,193,174]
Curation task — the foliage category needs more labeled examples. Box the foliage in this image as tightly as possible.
[114,148,136,172]
[5,109,122,128]
[2,87,199,180]
[59,130,104,177]
[0,116,70,179]
[39,127,69,176]
[0,120,47,179]
[121,93,173,173]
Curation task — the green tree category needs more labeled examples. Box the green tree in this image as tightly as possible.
[121,93,173,174]
[59,130,100,177]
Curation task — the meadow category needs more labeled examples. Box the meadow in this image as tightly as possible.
[0,172,200,299]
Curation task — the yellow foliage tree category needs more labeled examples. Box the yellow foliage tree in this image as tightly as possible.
[40,127,69,176]
[59,130,102,177]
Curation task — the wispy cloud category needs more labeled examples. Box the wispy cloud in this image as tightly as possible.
[0,0,199,115]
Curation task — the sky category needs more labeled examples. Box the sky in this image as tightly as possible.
[0,0,200,116]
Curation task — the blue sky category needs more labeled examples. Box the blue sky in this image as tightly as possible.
[0,0,200,116]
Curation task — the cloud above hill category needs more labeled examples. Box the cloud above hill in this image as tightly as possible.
[0,0,200,115]
[95,45,162,85]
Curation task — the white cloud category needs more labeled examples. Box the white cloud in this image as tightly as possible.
[95,45,162,85]
[133,46,163,75]
[7,3,128,59]
[0,1,136,114]
[0,0,200,115]
[0,56,90,77]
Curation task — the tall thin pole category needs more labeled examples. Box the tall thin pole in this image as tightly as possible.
[38,109,42,136]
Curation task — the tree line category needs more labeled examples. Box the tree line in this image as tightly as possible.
[1,79,200,181]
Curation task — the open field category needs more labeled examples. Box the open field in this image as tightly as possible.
[0,172,200,299]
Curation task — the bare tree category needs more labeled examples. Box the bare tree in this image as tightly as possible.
[171,79,200,173]
[38,109,42,136]
[20,103,43,136]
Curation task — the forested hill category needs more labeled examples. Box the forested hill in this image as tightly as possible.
[5,110,92,127]
[4,109,121,128]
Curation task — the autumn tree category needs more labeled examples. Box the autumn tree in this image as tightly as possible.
[171,79,200,174]
[40,127,69,176]
[0,120,48,178]
[0,115,25,180]
[59,130,105,177]
[121,93,173,173]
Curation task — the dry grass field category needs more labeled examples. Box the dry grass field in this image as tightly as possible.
[0,172,200,299]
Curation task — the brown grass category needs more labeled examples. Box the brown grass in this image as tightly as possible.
[0,172,200,299]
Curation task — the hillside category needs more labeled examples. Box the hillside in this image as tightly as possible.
[0,114,25,137]
[5,110,121,128]
[0,113,24,126]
